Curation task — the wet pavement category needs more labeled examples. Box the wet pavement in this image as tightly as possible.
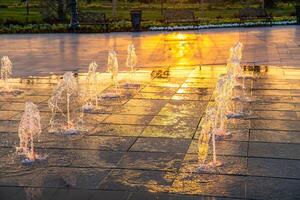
[1,26,300,78]
[0,64,299,200]
[1,26,300,199]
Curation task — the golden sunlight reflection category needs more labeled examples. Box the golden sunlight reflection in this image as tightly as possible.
[1,64,299,199]
[160,33,201,66]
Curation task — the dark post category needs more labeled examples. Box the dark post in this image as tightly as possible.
[69,0,80,30]
[57,0,65,21]
[26,0,29,15]
[130,10,142,31]
[296,5,300,25]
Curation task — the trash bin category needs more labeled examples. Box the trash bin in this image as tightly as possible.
[130,10,142,31]
[297,6,300,25]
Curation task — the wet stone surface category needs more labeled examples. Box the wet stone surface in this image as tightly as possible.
[250,129,300,143]
[1,65,300,199]
[129,137,191,153]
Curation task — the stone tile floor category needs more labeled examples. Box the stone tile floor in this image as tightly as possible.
[0,65,299,200]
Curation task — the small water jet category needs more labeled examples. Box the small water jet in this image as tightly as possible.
[48,72,84,135]
[101,50,121,99]
[227,43,244,83]
[16,101,46,164]
[83,61,100,111]
[213,77,231,138]
[228,46,243,89]
[225,43,260,119]
[126,44,137,75]
[0,56,12,91]
[232,43,257,101]
[124,43,140,89]
[0,56,22,95]
[198,107,222,172]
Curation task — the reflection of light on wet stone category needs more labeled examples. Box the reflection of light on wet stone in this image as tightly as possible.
[0,59,299,198]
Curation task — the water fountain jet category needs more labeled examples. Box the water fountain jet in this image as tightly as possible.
[0,56,22,95]
[124,43,140,89]
[198,107,222,172]
[16,101,45,164]
[83,61,100,111]
[101,50,121,99]
[225,42,256,119]
[214,77,231,138]
[48,72,84,135]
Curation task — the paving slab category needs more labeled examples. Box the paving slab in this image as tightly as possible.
[248,142,300,160]
[188,140,248,157]
[50,189,92,200]
[251,119,300,131]
[129,137,191,153]
[171,94,211,101]
[128,192,235,200]
[194,128,249,142]
[91,124,146,137]
[0,187,30,200]
[117,152,184,172]
[37,135,136,151]
[250,129,300,144]
[34,168,110,189]
[246,177,300,200]
[90,190,130,200]
[252,110,298,120]
[0,187,57,200]
[141,125,197,139]
[149,115,200,127]
[117,105,162,116]
[0,111,21,121]
[125,99,168,108]
[141,86,178,94]
[99,169,176,192]
[170,173,246,198]
[133,92,174,100]
[47,149,124,168]
[103,114,154,125]
[179,154,247,176]
[248,157,300,179]
[158,101,208,118]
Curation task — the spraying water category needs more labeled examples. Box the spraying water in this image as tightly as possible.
[0,56,23,96]
[48,72,84,135]
[0,56,13,92]
[214,77,231,138]
[226,42,259,119]
[126,44,137,76]
[107,50,119,87]
[102,50,120,98]
[198,107,214,164]
[16,101,44,163]
[198,107,222,172]
[231,42,254,100]
[83,61,99,111]
[124,43,141,89]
